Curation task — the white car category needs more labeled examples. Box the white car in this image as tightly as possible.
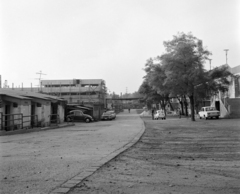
[154,110,166,120]
[198,106,220,119]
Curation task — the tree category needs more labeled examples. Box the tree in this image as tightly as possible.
[140,32,232,121]
[142,58,171,114]
[160,32,211,121]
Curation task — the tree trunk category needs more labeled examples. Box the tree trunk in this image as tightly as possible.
[169,100,174,111]
[160,100,167,118]
[177,96,184,115]
[184,101,188,116]
[184,95,188,116]
[189,94,195,121]
[180,101,184,115]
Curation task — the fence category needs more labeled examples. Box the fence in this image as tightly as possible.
[0,113,38,131]
[48,114,60,126]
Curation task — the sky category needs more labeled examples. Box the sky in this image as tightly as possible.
[0,0,240,94]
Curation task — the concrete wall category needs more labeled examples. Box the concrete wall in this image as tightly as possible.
[58,102,65,123]
[20,102,31,128]
[1,96,31,129]
[30,98,51,127]
[41,102,51,127]
[228,77,235,98]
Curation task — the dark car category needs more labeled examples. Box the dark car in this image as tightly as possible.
[108,110,116,119]
[101,111,113,120]
[66,110,94,123]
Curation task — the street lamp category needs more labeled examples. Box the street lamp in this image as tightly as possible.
[224,49,229,65]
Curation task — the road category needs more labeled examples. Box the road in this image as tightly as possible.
[0,110,144,194]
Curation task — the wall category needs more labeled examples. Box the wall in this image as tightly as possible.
[20,100,31,128]
[228,77,235,98]
[30,98,51,127]
[1,96,31,129]
[41,102,51,127]
[58,102,65,123]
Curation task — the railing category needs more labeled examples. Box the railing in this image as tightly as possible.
[22,115,38,129]
[0,113,38,131]
[1,113,23,131]
[49,114,60,126]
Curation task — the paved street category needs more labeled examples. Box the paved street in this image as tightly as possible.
[0,110,144,194]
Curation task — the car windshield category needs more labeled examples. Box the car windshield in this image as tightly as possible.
[206,107,217,111]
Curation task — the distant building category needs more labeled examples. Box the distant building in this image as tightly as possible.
[10,79,107,120]
[211,65,240,118]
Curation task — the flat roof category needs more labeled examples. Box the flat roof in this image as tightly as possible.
[0,90,31,100]
[0,89,65,102]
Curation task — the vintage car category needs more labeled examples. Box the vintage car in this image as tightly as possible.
[107,110,116,120]
[198,106,220,119]
[154,109,166,120]
[66,110,94,123]
[101,111,114,120]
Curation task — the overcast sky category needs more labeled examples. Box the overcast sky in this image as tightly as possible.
[1,0,239,94]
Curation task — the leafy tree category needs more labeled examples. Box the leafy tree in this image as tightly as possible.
[140,32,232,121]
[143,58,171,114]
[160,32,211,121]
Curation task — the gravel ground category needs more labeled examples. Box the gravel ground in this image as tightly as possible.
[0,113,143,194]
[68,116,240,194]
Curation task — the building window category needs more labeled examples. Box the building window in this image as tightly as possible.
[37,103,42,107]
[13,103,18,108]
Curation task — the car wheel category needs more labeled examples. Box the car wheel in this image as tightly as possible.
[85,118,90,123]
[216,116,219,119]
[67,117,72,122]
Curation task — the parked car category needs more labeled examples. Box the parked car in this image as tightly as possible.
[154,110,166,120]
[101,111,114,120]
[198,106,220,119]
[107,110,116,120]
[66,110,94,123]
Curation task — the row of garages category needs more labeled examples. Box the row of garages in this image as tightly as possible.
[0,89,66,131]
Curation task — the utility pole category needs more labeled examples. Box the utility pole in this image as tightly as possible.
[208,58,212,70]
[224,49,229,65]
[36,71,46,92]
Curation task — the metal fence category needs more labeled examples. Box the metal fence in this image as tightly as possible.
[0,113,38,131]
[0,113,63,131]
[49,114,60,126]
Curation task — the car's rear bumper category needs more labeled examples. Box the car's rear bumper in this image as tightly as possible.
[101,116,112,120]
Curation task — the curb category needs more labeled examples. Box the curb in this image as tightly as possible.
[0,123,75,136]
[49,117,146,194]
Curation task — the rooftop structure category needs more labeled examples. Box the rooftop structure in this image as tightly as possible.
[3,79,107,120]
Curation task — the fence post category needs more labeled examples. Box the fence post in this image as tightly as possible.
[36,115,38,127]
[12,115,15,131]
[21,113,23,129]
[0,112,2,130]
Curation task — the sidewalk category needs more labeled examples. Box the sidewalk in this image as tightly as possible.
[0,122,75,136]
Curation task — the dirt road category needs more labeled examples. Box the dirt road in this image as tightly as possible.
[68,117,240,194]
[0,111,144,194]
